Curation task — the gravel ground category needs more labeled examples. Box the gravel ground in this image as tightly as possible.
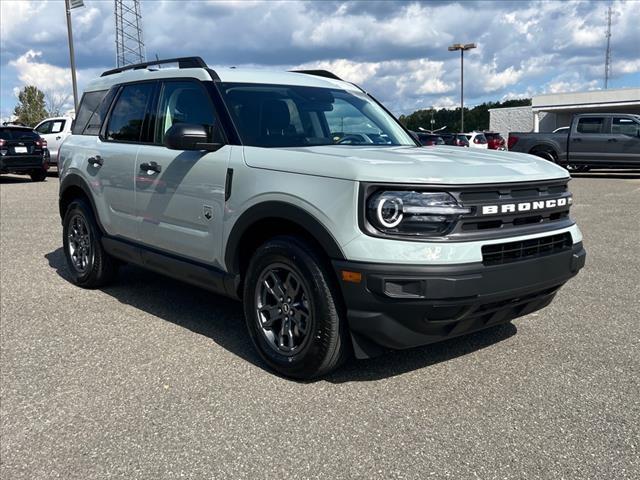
[1,171,639,479]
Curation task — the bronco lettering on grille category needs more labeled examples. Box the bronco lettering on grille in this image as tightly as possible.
[481,196,572,215]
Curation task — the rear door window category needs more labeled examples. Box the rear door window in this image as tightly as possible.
[611,117,640,137]
[576,117,605,134]
[105,83,155,142]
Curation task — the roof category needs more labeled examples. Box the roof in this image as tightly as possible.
[532,87,640,111]
[85,65,359,93]
[0,125,32,130]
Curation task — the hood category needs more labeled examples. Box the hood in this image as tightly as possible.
[243,145,569,184]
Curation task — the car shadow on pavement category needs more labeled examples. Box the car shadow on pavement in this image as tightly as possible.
[0,175,35,184]
[46,247,517,383]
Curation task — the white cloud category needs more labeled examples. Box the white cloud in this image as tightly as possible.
[1,0,639,116]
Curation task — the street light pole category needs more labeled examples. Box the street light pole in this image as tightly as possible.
[448,43,476,132]
[65,0,85,112]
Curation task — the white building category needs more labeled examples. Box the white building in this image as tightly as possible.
[490,87,640,137]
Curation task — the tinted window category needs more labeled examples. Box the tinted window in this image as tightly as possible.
[73,90,108,134]
[0,129,38,140]
[106,83,154,142]
[220,83,414,148]
[155,80,218,144]
[577,117,604,134]
[84,88,117,136]
[35,121,52,134]
[612,117,640,136]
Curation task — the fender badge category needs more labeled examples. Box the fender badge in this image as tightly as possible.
[203,205,213,221]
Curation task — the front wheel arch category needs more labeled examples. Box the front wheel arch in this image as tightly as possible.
[224,201,346,278]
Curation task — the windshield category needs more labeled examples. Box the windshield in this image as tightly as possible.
[219,83,416,148]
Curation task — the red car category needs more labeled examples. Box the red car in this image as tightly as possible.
[484,132,506,150]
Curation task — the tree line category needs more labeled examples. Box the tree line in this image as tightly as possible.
[9,85,71,127]
[398,98,531,133]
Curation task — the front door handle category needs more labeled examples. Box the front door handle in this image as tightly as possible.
[140,161,161,173]
[607,138,618,142]
[88,155,103,167]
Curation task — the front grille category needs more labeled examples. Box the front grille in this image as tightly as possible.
[448,179,573,239]
[482,232,572,266]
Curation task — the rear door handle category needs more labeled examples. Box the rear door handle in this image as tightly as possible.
[56,136,62,140]
[572,138,582,142]
[140,161,161,173]
[88,155,103,167]
[607,138,618,142]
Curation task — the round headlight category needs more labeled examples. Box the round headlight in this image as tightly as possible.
[376,196,403,228]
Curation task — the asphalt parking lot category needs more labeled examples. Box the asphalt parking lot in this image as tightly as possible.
[1,171,639,479]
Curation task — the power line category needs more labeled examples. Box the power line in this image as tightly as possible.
[114,0,145,67]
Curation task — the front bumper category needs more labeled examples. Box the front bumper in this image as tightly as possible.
[333,242,586,358]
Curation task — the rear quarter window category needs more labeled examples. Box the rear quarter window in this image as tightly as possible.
[73,90,109,135]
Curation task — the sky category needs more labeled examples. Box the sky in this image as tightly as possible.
[1,0,639,121]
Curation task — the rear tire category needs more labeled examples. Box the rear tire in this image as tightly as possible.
[30,169,47,182]
[62,198,118,288]
[243,236,349,379]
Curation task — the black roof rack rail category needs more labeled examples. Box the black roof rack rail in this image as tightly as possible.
[290,69,343,81]
[101,56,208,77]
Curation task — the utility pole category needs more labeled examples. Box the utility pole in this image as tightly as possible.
[448,43,476,132]
[604,4,612,89]
[64,0,84,111]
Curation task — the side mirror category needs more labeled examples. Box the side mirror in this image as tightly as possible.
[163,123,223,151]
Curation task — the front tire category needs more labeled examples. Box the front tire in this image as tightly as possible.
[62,198,118,288]
[243,236,349,379]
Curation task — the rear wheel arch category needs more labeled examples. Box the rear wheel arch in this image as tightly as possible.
[59,174,103,231]
[529,144,559,162]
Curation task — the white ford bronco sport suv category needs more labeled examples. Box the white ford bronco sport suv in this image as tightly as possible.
[59,57,586,379]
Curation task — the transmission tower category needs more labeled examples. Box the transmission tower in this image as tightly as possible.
[114,0,145,67]
[604,4,612,89]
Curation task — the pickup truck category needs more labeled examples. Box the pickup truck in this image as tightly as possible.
[508,113,640,172]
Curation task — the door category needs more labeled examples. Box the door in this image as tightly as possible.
[35,119,68,162]
[569,116,613,165]
[135,79,230,267]
[608,116,640,166]
[94,82,156,240]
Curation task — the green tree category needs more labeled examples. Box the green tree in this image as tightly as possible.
[13,85,48,126]
[399,98,531,133]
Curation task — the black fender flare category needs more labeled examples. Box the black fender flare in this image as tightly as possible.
[224,201,346,274]
[58,173,105,231]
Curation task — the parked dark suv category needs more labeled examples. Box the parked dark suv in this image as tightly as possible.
[0,125,50,181]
